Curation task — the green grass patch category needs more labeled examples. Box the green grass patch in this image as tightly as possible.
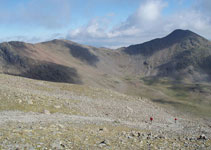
[140,77,211,118]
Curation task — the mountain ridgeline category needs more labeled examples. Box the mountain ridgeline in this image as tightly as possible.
[0,29,211,86]
[122,29,211,81]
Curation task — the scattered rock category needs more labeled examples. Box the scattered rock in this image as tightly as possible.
[127,135,133,139]
[99,140,110,147]
[51,140,63,149]
[18,99,22,104]
[198,134,207,140]
[131,131,136,137]
[114,119,121,124]
[60,143,65,148]
[126,106,133,113]
[122,131,127,136]
[99,127,107,132]
[184,142,188,147]
[54,105,61,109]
[27,100,33,105]
[43,110,51,115]
[158,135,165,139]
[58,124,64,129]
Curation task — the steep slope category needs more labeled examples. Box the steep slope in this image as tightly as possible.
[121,29,211,82]
[0,41,82,83]
[0,40,106,83]
[0,39,128,91]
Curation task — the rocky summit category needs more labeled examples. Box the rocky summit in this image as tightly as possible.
[0,29,211,149]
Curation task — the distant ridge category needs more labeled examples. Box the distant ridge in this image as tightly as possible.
[123,29,208,56]
[0,29,211,85]
[121,29,211,82]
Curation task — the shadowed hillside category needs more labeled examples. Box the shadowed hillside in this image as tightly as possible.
[0,42,82,83]
[22,62,81,83]
[65,43,99,66]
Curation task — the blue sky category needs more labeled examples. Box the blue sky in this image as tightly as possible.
[0,0,211,48]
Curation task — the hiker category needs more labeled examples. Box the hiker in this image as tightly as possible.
[175,118,177,123]
[150,117,153,124]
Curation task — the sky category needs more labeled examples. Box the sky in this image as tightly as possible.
[0,0,211,48]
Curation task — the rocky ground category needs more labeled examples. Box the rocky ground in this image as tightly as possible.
[0,112,210,149]
[0,74,210,149]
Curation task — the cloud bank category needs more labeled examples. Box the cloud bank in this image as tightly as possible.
[67,0,211,48]
[0,0,211,47]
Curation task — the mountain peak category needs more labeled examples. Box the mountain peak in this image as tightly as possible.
[170,29,193,34]
[123,29,207,56]
[166,29,200,40]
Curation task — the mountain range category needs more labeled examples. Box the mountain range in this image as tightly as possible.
[1,29,211,84]
[1,29,211,117]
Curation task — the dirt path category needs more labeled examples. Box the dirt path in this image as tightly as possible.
[0,111,202,135]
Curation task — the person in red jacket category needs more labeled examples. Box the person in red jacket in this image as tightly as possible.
[175,118,177,123]
[150,117,153,124]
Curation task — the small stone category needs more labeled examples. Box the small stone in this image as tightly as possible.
[60,143,65,148]
[43,109,51,115]
[99,140,110,147]
[198,134,207,140]
[27,100,33,105]
[122,131,127,136]
[51,140,63,149]
[114,119,121,124]
[184,142,189,147]
[126,106,133,113]
[99,127,107,132]
[58,124,64,129]
[18,99,22,104]
[158,135,165,139]
[128,136,133,139]
[54,105,61,109]
[147,133,151,136]
[131,131,136,137]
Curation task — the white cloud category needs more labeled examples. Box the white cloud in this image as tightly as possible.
[67,0,168,47]
[68,17,111,42]
[163,9,211,39]
[1,0,211,47]
[67,0,211,48]
[136,0,167,22]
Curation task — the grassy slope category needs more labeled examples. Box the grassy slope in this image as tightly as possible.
[124,76,211,118]
[0,73,139,115]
